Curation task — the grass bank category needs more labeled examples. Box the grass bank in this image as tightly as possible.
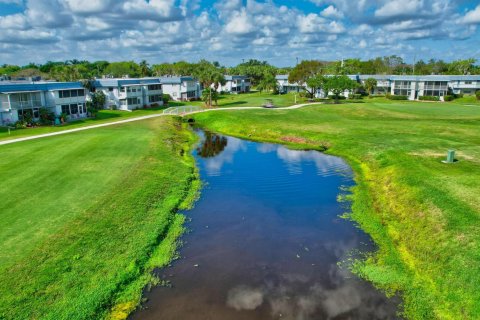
[192,100,480,319]
[0,116,199,319]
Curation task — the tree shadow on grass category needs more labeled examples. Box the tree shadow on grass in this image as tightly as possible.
[219,101,248,107]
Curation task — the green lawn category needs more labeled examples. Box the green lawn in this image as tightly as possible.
[0,116,199,319]
[192,100,480,319]
[0,92,299,142]
[170,91,301,108]
[0,106,169,142]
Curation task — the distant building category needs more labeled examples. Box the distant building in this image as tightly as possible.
[275,75,305,94]
[159,76,200,101]
[277,74,480,100]
[216,76,251,93]
[0,81,87,125]
[92,78,163,111]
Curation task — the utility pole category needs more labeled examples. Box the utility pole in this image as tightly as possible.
[412,54,416,75]
[296,57,299,65]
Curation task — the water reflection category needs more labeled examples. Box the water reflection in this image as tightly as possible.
[197,131,228,158]
[131,131,399,320]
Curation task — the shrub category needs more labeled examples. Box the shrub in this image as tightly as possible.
[14,120,27,129]
[455,93,464,99]
[386,93,408,100]
[419,96,440,101]
[162,94,171,105]
[444,95,454,101]
[348,93,362,99]
[328,95,346,100]
[476,90,480,101]
[150,103,160,107]
[109,104,117,110]
[368,94,386,99]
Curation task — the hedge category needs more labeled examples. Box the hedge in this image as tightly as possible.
[444,95,454,101]
[386,94,408,100]
[348,93,362,99]
[419,96,440,101]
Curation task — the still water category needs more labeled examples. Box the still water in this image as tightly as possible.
[131,130,399,320]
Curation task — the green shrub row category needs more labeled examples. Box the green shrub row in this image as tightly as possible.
[419,96,440,101]
[386,93,408,100]
[444,95,454,101]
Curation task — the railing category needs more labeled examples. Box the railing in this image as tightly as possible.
[2,100,43,110]
[162,106,202,115]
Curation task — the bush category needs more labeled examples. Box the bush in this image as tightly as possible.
[328,95,346,100]
[150,103,160,107]
[419,96,440,101]
[162,94,171,105]
[476,90,480,101]
[455,93,464,99]
[444,95,455,101]
[386,93,408,100]
[14,120,27,129]
[348,93,362,99]
[109,104,117,110]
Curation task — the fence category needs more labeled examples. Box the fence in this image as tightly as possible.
[162,105,202,115]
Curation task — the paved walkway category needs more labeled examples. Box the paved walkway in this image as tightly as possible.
[0,102,323,146]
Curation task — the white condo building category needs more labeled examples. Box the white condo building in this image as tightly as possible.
[92,78,163,111]
[0,81,88,125]
[159,76,200,101]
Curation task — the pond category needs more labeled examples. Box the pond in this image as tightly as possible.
[131,130,399,320]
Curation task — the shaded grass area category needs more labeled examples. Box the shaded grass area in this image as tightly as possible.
[0,116,199,319]
[0,106,168,142]
[192,100,480,319]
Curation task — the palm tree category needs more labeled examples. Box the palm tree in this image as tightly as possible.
[364,78,378,95]
[139,60,150,77]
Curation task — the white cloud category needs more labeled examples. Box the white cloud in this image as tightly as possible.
[375,0,422,18]
[224,9,254,35]
[462,5,480,24]
[321,5,344,19]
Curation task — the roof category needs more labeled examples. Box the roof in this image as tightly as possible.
[224,75,249,81]
[159,76,195,84]
[0,81,84,94]
[93,77,161,87]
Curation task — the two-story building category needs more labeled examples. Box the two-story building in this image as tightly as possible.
[0,81,87,125]
[216,76,251,93]
[92,78,163,111]
[276,75,305,94]
[159,76,200,101]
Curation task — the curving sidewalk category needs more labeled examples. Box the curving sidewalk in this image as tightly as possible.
[0,102,323,146]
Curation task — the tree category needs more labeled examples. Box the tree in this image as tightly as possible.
[288,60,324,97]
[324,75,358,103]
[448,59,476,75]
[364,78,378,95]
[139,60,151,77]
[104,61,141,78]
[257,72,278,93]
[88,91,106,117]
[194,60,225,107]
[305,74,326,98]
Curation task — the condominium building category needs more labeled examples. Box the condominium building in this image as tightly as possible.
[0,81,87,125]
[159,76,200,101]
[276,75,305,93]
[216,76,251,93]
[92,78,163,111]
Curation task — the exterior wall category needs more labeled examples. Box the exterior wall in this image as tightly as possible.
[449,80,480,95]
[217,77,251,93]
[95,82,163,111]
[162,84,182,100]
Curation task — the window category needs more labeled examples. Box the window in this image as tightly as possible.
[120,99,127,105]
[120,87,126,92]
[149,95,162,103]
[172,92,177,97]
[127,97,139,105]
[148,84,162,91]
[108,87,114,92]
[465,81,472,85]
[59,89,84,98]
[70,104,79,114]
[33,108,39,118]
[61,105,71,115]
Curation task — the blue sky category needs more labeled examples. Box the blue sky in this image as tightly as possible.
[0,0,479,66]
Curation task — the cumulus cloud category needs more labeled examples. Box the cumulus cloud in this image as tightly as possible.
[0,0,478,65]
[321,5,344,19]
[462,5,480,24]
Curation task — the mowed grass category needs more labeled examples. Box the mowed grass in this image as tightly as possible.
[192,100,480,319]
[171,91,299,108]
[0,116,198,319]
[0,106,168,142]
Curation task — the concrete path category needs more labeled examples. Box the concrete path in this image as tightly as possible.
[0,102,323,146]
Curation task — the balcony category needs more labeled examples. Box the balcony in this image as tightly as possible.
[2,100,44,110]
